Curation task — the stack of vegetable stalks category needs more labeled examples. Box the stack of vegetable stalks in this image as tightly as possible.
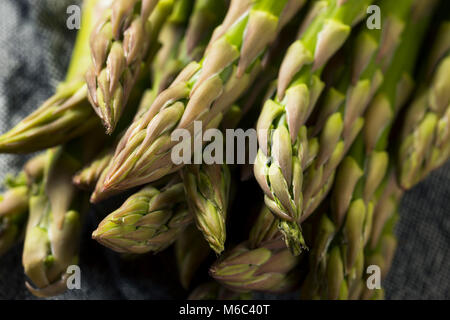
[0,0,448,299]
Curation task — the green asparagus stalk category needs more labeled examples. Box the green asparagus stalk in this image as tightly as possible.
[22,145,87,298]
[79,108,140,200]
[92,181,192,253]
[398,21,450,189]
[0,155,46,256]
[0,0,108,154]
[299,207,358,300]
[209,204,300,293]
[85,0,167,134]
[182,163,230,254]
[175,224,210,289]
[73,80,149,191]
[335,170,402,300]
[96,0,306,194]
[253,0,373,255]
[0,196,27,256]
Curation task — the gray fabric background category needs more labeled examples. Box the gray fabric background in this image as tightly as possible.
[0,0,449,300]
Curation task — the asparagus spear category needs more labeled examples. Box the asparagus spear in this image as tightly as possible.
[92,181,192,254]
[0,155,46,256]
[182,163,230,254]
[329,170,402,300]
[85,0,165,134]
[96,0,306,193]
[0,0,108,154]
[398,21,450,189]
[253,0,373,255]
[0,0,174,153]
[209,205,301,293]
[22,144,87,298]
[209,237,301,293]
[0,197,27,256]
[76,70,148,197]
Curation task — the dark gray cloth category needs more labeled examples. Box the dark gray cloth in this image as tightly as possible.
[0,0,449,300]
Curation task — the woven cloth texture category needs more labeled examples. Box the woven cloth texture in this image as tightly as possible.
[0,0,449,300]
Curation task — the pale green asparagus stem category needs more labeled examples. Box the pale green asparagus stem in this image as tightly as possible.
[92,181,192,253]
[85,0,167,134]
[210,205,301,293]
[0,155,46,256]
[22,145,87,298]
[209,237,301,293]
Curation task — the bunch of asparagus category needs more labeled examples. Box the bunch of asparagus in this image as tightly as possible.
[0,0,449,299]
